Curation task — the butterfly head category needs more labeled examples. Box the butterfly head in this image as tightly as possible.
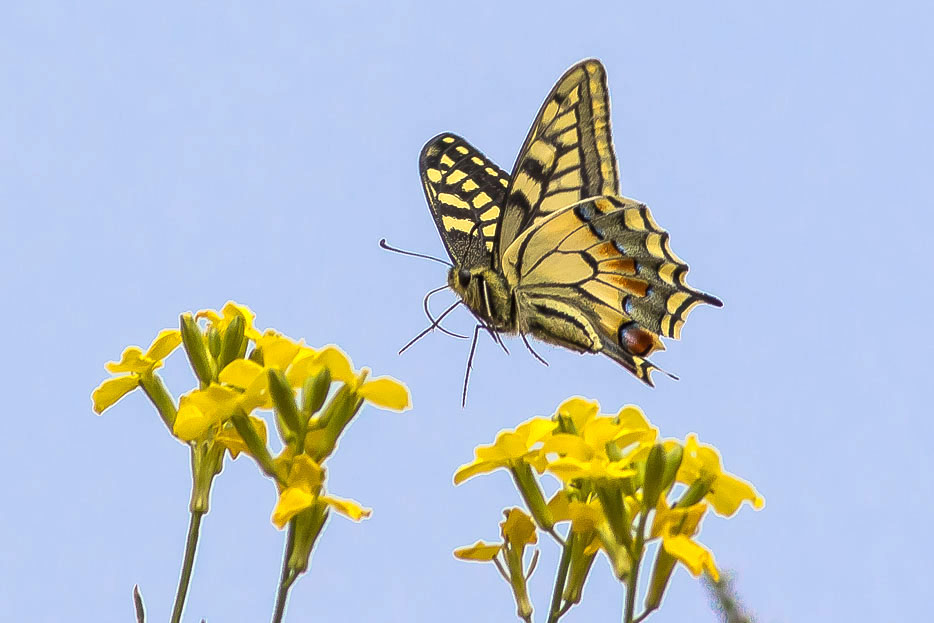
[448,266,512,330]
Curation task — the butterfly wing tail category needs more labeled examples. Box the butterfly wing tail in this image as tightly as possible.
[517,291,670,387]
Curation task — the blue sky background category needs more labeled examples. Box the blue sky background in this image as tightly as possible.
[2,2,932,622]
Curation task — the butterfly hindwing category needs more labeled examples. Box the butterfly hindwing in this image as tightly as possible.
[419,133,510,271]
[495,59,618,265]
[502,196,722,384]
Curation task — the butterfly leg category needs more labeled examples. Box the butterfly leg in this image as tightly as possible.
[461,324,484,407]
[520,332,549,367]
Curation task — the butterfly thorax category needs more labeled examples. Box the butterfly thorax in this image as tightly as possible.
[448,266,515,331]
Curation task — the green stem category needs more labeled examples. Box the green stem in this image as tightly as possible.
[624,511,651,623]
[169,510,204,623]
[271,524,298,623]
[547,534,574,623]
[631,609,654,623]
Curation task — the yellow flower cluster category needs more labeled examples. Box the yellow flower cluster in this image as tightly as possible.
[454,397,763,622]
[92,302,410,532]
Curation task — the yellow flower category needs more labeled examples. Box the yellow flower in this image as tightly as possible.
[196,301,262,341]
[502,507,538,546]
[677,434,765,516]
[453,508,537,560]
[91,329,182,414]
[454,417,557,484]
[271,454,371,528]
[556,396,600,431]
[651,499,720,581]
[544,404,655,483]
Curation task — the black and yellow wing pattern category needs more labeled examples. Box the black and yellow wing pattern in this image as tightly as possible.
[418,59,721,387]
[419,133,510,271]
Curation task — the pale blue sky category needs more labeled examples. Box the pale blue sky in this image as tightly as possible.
[2,2,932,622]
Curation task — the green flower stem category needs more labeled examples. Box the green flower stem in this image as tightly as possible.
[189,443,223,513]
[271,523,298,623]
[631,609,655,623]
[169,509,204,623]
[547,533,574,623]
[624,509,651,623]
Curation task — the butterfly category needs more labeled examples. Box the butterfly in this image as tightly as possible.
[417,59,721,399]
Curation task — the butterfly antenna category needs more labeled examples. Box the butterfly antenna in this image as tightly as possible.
[399,300,464,355]
[379,238,452,267]
[424,285,469,339]
[520,332,548,366]
[462,325,483,407]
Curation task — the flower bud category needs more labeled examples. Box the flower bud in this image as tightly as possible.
[302,367,332,420]
[217,314,245,371]
[641,443,667,510]
[207,326,221,358]
[510,463,553,531]
[595,484,632,550]
[563,534,597,604]
[180,313,215,385]
[287,502,329,576]
[677,474,716,508]
[268,368,301,440]
[644,548,677,612]
[660,443,684,494]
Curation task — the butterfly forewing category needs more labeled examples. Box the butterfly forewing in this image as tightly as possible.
[495,59,619,266]
[419,133,510,271]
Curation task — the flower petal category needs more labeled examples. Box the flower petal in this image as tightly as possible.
[358,377,411,411]
[546,457,592,482]
[453,458,508,485]
[707,473,765,516]
[221,301,261,340]
[272,487,316,529]
[258,332,301,370]
[662,534,720,582]
[144,329,182,362]
[104,346,149,374]
[219,358,265,388]
[616,405,650,431]
[314,346,355,384]
[91,375,140,414]
[557,397,600,431]
[542,433,593,461]
[288,454,324,489]
[454,541,503,561]
[567,500,603,533]
[321,494,371,521]
[173,403,215,441]
[501,508,537,546]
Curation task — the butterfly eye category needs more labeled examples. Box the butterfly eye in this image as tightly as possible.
[457,269,471,288]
